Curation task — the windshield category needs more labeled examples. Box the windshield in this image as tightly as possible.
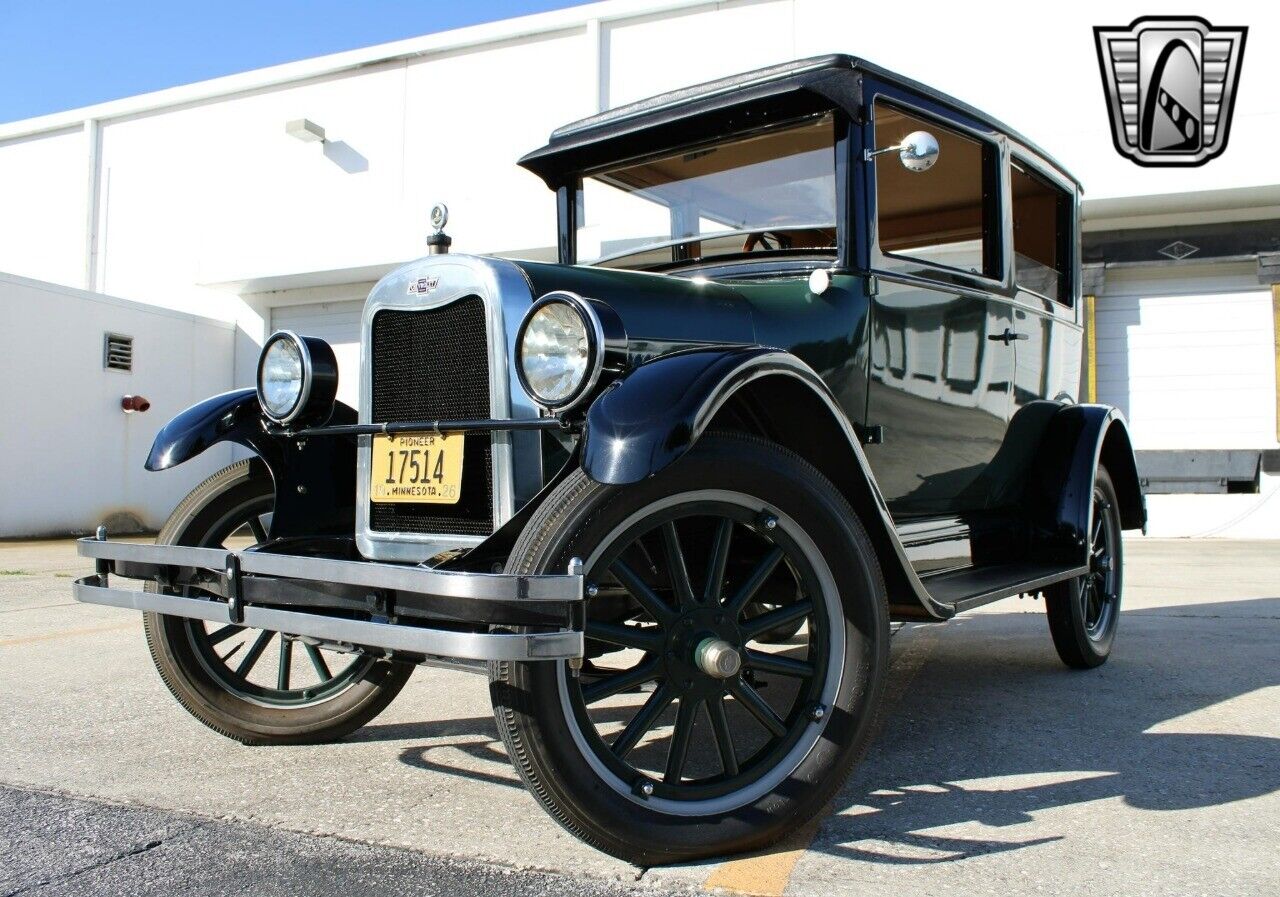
[576,113,837,269]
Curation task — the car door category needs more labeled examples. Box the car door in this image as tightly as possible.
[867,283,1015,516]
[861,94,1015,518]
[952,156,1088,513]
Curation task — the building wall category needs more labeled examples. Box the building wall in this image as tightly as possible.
[90,63,411,323]
[0,273,236,537]
[64,28,593,324]
[0,128,86,286]
[604,2,797,106]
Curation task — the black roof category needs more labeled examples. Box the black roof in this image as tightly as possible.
[518,54,1079,190]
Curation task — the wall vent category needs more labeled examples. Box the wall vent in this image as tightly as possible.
[104,333,133,372]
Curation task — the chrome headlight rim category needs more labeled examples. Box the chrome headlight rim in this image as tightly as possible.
[516,291,606,412]
[256,330,338,426]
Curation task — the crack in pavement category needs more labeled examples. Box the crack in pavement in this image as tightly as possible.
[1,785,660,897]
[0,784,657,894]
[2,820,205,897]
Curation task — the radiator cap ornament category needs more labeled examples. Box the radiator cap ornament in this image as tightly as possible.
[427,202,452,254]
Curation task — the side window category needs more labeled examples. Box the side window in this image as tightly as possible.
[873,100,1000,280]
[1011,160,1073,304]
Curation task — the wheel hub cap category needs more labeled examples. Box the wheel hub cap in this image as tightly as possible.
[694,637,741,679]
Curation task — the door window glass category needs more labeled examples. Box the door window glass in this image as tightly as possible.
[873,101,999,280]
[1011,160,1072,304]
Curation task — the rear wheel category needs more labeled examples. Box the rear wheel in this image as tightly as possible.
[490,435,888,864]
[1045,466,1123,669]
[142,460,413,744]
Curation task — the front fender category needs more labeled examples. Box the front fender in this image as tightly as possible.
[580,345,951,620]
[582,346,801,484]
[144,389,358,539]
[146,389,262,471]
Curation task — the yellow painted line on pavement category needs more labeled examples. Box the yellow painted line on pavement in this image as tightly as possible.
[703,818,821,897]
[0,621,136,647]
[703,624,941,896]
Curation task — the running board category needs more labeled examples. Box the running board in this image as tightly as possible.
[922,562,1087,614]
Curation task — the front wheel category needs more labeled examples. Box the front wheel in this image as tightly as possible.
[1044,466,1124,669]
[142,460,413,745]
[490,435,889,864]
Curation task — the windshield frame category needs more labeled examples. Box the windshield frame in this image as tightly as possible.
[560,110,853,273]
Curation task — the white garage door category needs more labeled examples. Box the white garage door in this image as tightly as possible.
[1096,289,1277,450]
[271,300,364,409]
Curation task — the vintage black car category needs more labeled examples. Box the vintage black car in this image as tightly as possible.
[76,55,1144,864]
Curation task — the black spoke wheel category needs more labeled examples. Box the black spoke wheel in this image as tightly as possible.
[565,496,834,803]
[566,499,836,805]
[1045,465,1124,669]
[142,461,413,744]
[176,489,374,708]
[490,434,888,865]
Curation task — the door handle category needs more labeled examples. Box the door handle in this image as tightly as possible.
[988,328,1029,344]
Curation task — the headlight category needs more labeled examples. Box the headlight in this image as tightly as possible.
[255,331,338,426]
[258,336,304,419]
[521,303,591,405]
[517,293,607,410]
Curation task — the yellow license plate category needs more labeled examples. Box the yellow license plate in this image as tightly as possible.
[370,432,464,504]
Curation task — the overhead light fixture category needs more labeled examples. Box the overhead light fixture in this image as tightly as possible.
[285,119,326,143]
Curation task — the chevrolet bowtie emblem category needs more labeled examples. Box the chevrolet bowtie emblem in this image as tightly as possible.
[1094,16,1247,167]
[408,276,440,295]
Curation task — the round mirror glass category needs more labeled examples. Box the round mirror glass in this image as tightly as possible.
[899,130,940,172]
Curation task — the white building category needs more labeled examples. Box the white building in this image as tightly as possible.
[1,0,1277,536]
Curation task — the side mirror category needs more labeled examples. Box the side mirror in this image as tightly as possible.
[865,130,940,172]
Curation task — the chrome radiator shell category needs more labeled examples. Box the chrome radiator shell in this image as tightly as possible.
[355,255,543,562]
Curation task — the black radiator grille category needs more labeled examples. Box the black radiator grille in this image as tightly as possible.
[369,297,494,536]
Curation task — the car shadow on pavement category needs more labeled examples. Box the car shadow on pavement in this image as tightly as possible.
[363,705,675,791]
[812,596,1280,865]
[350,715,525,789]
[355,597,1279,867]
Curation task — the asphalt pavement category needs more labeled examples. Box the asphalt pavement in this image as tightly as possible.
[0,785,643,897]
[1,537,1276,896]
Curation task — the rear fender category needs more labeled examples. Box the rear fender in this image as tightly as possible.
[145,389,357,539]
[1025,404,1146,565]
[581,347,951,620]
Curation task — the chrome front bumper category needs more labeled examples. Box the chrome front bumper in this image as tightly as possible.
[73,537,584,663]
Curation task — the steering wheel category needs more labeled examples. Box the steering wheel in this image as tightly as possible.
[742,231,792,252]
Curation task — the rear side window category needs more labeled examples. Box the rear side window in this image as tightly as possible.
[1011,160,1073,304]
[873,100,1000,281]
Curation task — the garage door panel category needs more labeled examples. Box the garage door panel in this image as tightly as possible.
[1114,359,1275,381]
[1096,289,1277,451]
[280,310,361,329]
[1097,345,1269,367]
[1098,294,1271,322]
[1124,386,1273,411]
[1099,334,1271,354]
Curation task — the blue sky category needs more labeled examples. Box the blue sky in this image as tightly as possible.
[0,1,585,124]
